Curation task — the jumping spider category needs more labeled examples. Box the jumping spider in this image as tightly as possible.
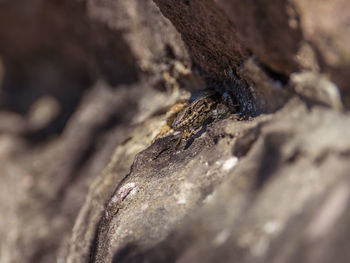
[155,91,239,146]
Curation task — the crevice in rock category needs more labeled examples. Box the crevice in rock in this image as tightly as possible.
[259,62,290,86]
[255,131,292,190]
[232,125,261,158]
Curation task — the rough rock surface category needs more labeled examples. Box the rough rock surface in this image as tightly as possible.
[0,0,349,263]
[216,0,350,105]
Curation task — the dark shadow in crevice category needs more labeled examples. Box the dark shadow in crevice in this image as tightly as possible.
[259,62,289,86]
[206,75,257,118]
[112,243,141,263]
[255,131,291,190]
[232,125,261,158]
[112,238,185,263]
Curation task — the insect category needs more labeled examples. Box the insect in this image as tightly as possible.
[171,93,216,144]
[153,91,236,146]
